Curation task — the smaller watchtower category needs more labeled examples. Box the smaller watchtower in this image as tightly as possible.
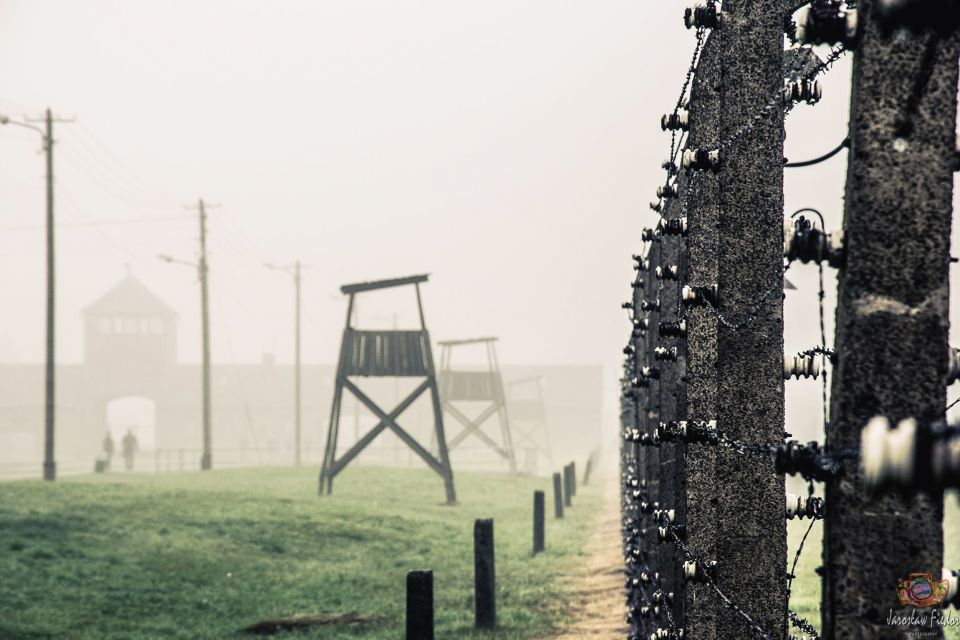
[438,337,517,473]
[507,376,553,474]
[318,274,456,504]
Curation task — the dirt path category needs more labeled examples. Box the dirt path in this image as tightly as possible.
[544,478,628,639]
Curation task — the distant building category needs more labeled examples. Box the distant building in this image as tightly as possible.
[0,275,602,474]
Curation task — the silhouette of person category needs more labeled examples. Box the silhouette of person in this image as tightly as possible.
[102,432,115,470]
[121,429,139,471]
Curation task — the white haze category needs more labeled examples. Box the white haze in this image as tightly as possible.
[0,1,958,455]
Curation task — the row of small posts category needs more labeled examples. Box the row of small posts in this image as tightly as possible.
[405,459,583,639]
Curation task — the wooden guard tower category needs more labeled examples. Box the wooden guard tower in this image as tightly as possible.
[507,376,553,473]
[319,274,456,504]
[437,337,517,473]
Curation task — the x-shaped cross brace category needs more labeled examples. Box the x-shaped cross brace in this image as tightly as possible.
[328,378,445,477]
[445,402,512,460]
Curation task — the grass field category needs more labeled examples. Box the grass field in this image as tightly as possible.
[788,491,960,639]
[0,466,602,640]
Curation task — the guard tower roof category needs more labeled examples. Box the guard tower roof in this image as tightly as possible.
[84,275,178,318]
[340,274,429,295]
[438,337,498,346]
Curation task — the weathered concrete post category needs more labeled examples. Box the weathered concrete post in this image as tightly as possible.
[474,519,496,629]
[656,168,685,632]
[533,490,545,554]
[642,233,663,633]
[553,472,564,518]
[823,2,959,636]
[682,28,722,639]
[713,0,788,635]
[563,464,573,507]
[406,570,434,640]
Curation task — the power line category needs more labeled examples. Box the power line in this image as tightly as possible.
[784,137,849,168]
[57,131,180,210]
[0,213,194,231]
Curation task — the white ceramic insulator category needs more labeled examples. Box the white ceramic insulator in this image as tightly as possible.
[877,0,910,14]
[860,416,918,492]
[783,219,795,257]
[845,9,858,43]
[785,492,803,519]
[784,355,820,380]
[948,347,960,385]
[795,7,811,43]
[827,229,844,265]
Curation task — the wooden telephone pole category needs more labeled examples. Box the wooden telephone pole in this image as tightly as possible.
[6,108,74,482]
[160,198,217,471]
[266,260,303,466]
[43,110,56,482]
[294,261,301,467]
[198,199,212,471]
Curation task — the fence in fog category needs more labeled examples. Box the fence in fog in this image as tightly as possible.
[0,445,546,480]
[620,3,960,639]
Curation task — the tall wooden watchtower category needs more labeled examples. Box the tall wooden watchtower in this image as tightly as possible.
[437,337,517,473]
[507,375,553,474]
[319,274,456,504]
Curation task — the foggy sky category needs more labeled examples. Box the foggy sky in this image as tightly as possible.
[1,1,957,438]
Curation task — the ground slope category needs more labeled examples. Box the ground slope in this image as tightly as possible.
[0,466,601,640]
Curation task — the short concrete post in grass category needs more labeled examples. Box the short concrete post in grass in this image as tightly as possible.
[569,461,576,497]
[562,464,572,508]
[583,453,593,486]
[533,490,545,555]
[474,519,495,629]
[406,570,434,640]
[552,472,564,519]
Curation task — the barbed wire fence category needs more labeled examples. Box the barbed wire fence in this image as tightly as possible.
[620,1,960,639]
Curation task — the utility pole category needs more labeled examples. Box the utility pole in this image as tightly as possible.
[712,1,787,635]
[266,260,304,466]
[160,198,218,471]
[3,108,73,481]
[198,199,212,471]
[824,3,959,637]
[43,110,55,482]
[295,260,301,466]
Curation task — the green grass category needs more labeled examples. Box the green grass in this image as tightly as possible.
[0,466,601,640]
[789,492,960,639]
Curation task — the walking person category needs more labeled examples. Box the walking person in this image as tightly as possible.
[102,431,115,470]
[121,429,139,471]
